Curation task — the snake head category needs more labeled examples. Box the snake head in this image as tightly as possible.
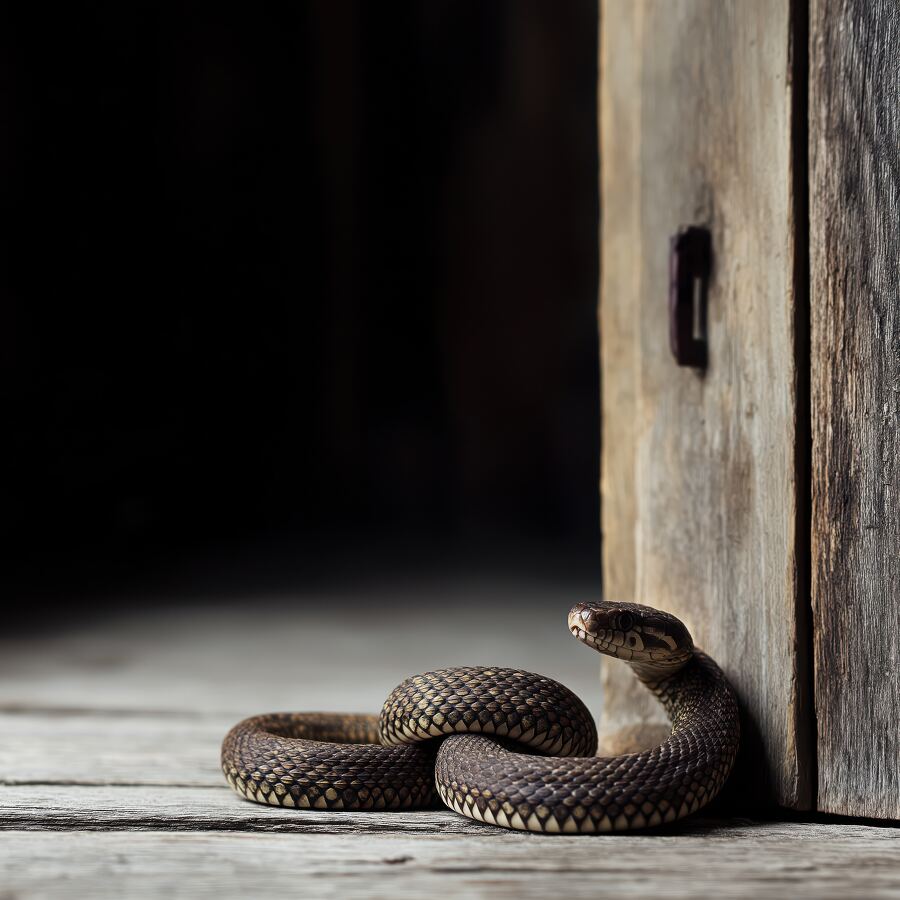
[567,601,694,671]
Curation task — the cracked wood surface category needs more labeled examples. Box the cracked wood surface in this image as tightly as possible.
[598,0,810,808]
[3,584,899,897]
[810,0,900,820]
[3,822,900,899]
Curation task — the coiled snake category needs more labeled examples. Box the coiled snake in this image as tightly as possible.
[221,600,740,833]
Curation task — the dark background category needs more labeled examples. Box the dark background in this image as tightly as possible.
[1,2,599,611]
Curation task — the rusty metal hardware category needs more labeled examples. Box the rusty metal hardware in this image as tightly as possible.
[669,226,711,368]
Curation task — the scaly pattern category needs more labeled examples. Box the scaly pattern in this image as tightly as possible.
[221,600,740,831]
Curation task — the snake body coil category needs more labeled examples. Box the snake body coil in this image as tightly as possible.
[222,600,740,832]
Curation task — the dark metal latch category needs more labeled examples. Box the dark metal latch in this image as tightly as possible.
[668,226,711,368]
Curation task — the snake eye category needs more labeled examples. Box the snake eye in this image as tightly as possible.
[617,613,634,632]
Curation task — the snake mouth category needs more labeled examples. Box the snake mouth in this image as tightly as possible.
[567,603,614,653]
[568,608,621,658]
[568,622,613,653]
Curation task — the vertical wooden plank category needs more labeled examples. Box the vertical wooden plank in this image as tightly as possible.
[810,0,900,819]
[599,1,670,752]
[599,0,639,606]
[599,0,811,807]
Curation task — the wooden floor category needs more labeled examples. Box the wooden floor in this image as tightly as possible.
[2,574,899,898]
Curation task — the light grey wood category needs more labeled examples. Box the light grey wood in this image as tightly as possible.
[0,581,602,725]
[4,822,900,899]
[810,0,900,819]
[0,711,227,786]
[598,0,811,805]
[597,0,670,753]
[0,784,486,833]
[2,589,899,896]
[598,0,638,607]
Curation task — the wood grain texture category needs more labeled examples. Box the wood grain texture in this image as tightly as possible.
[0,784,487,833]
[0,710,228,787]
[599,0,639,605]
[4,822,900,899]
[599,0,811,806]
[810,0,900,819]
[0,583,602,724]
[597,0,667,753]
[2,594,899,895]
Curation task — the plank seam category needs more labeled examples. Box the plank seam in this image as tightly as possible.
[789,0,816,813]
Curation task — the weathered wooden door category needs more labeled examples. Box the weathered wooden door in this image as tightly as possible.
[601,0,900,817]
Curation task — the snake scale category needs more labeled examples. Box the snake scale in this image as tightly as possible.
[222,600,740,833]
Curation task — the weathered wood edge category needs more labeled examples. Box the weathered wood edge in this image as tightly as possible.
[809,0,900,819]
[598,0,638,604]
[0,784,489,834]
[597,0,668,752]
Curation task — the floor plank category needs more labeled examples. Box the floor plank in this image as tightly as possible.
[4,580,900,898]
[3,823,900,899]
[0,711,226,787]
[0,784,485,834]
[0,580,602,722]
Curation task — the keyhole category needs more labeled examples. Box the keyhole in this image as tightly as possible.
[692,276,703,342]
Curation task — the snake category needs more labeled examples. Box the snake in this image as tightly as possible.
[221,600,740,833]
